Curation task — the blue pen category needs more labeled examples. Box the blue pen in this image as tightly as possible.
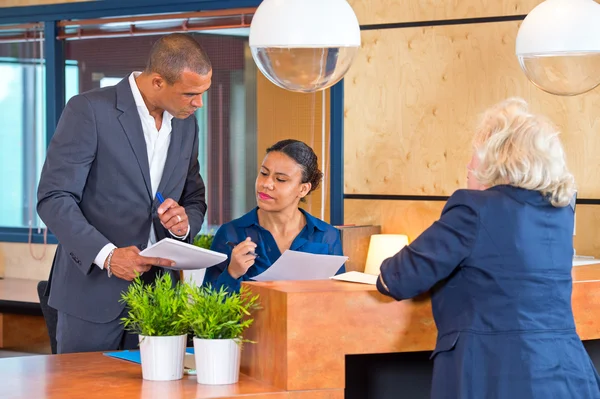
[156,192,165,204]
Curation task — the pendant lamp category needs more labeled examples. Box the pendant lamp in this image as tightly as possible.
[516,0,600,96]
[249,0,361,93]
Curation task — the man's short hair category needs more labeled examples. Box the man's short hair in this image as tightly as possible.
[145,33,212,84]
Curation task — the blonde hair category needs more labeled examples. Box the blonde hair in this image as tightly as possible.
[471,97,575,207]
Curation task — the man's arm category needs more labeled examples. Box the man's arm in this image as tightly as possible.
[37,95,111,275]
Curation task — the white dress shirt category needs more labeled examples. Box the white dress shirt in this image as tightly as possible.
[94,72,189,269]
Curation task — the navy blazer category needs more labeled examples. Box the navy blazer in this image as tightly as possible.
[37,78,206,323]
[204,207,345,292]
[378,185,600,399]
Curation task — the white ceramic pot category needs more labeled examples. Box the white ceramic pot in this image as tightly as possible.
[138,334,187,381]
[193,337,241,385]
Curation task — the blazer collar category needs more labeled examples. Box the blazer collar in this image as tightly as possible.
[116,76,137,113]
[116,77,152,199]
[488,185,551,206]
[156,119,184,196]
[115,76,185,201]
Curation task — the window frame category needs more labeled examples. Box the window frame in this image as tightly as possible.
[0,0,345,244]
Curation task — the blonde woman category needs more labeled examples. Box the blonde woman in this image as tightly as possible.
[377,98,600,398]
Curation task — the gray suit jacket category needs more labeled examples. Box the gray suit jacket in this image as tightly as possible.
[37,78,207,323]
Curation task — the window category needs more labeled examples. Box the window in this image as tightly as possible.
[0,40,78,230]
[0,10,262,240]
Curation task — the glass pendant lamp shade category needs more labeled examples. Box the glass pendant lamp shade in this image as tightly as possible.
[516,0,600,96]
[249,0,361,93]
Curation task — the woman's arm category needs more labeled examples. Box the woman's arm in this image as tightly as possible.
[203,226,243,293]
[377,195,479,300]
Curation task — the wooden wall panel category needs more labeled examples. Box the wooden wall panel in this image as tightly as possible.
[339,225,381,272]
[256,73,331,221]
[346,200,600,259]
[0,314,51,353]
[347,0,544,25]
[345,21,600,197]
[345,200,444,243]
[574,205,600,259]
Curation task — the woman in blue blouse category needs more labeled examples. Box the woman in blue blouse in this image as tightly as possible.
[377,98,600,398]
[204,139,344,293]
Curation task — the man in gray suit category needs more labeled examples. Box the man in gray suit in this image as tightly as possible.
[37,33,211,353]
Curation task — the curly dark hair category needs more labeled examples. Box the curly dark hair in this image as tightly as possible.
[266,139,323,200]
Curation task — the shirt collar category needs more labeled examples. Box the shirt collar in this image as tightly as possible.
[128,72,174,123]
[236,207,328,233]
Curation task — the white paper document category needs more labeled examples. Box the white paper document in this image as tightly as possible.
[573,256,600,267]
[252,250,348,282]
[330,271,378,285]
[139,238,227,270]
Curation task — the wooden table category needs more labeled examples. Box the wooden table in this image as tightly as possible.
[0,352,297,399]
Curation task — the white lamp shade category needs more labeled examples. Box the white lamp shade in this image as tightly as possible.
[363,234,409,276]
[515,0,600,96]
[516,0,600,55]
[249,0,361,48]
[249,0,361,93]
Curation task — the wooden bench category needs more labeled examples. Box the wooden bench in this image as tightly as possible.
[0,278,51,353]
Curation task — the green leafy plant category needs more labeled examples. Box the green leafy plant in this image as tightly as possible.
[120,273,189,336]
[181,284,260,342]
[193,233,214,249]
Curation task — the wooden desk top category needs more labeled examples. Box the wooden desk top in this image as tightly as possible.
[0,352,294,399]
[244,263,600,294]
[245,279,377,293]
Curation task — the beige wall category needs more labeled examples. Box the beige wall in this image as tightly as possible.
[0,243,54,280]
[344,0,600,258]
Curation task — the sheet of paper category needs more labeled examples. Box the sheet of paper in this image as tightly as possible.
[330,271,378,285]
[139,238,227,270]
[573,257,600,267]
[252,250,348,282]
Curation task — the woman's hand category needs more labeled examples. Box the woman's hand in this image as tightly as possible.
[227,237,258,279]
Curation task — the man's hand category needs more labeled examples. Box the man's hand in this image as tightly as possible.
[227,237,258,279]
[106,246,175,281]
[158,198,189,236]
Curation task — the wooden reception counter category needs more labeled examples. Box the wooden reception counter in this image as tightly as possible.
[1,264,599,398]
[241,263,600,395]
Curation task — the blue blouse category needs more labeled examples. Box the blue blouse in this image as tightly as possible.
[203,207,345,292]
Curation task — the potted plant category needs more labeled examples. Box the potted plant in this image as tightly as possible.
[186,233,215,286]
[181,284,260,385]
[193,232,214,249]
[120,272,189,381]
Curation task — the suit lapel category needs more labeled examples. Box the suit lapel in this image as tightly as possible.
[157,118,184,196]
[115,79,152,199]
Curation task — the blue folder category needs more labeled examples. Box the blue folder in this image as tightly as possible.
[103,347,195,364]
